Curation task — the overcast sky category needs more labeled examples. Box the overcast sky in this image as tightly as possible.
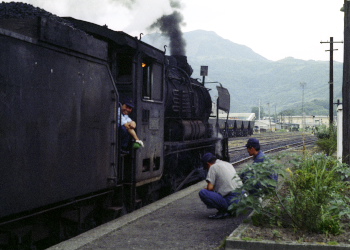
[7,0,345,62]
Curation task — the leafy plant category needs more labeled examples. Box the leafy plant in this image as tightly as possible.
[315,125,337,156]
[229,153,294,216]
[285,154,349,234]
[230,152,350,236]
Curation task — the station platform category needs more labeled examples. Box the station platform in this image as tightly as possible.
[47,180,247,250]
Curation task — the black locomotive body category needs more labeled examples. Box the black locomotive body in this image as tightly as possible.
[0,8,226,249]
[1,16,117,218]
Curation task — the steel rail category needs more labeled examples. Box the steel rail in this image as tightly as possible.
[230,138,317,167]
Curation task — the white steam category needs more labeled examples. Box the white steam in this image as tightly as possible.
[2,0,178,37]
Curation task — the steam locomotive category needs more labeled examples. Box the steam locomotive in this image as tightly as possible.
[0,4,231,249]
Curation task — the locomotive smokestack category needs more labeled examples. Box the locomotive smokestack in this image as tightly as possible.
[149,10,186,56]
[148,1,191,75]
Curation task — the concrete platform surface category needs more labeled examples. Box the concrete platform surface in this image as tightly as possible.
[47,181,247,250]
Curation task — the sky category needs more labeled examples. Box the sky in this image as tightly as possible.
[5,0,345,62]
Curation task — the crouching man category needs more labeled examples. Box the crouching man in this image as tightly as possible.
[199,153,243,219]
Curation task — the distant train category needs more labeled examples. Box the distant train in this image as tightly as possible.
[0,3,233,249]
[210,113,255,137]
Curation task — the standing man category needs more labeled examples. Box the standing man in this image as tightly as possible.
[245,138,265,163]
[199,153,243,219]
[241,138,278,194]
[119,97,144,151]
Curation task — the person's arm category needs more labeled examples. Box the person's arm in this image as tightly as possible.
[124,121,136,129]
[206,182,214,191]
[206,166,215,191]
[124,121,144,146]
[124,121,138,139]
[127,128,140,141]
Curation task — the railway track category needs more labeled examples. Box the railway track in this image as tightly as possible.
[229,132,317,167]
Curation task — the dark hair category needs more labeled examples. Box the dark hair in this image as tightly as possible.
[245,138,260,151]
[207,156,216,164]
[202,152,217,164]
[122,97,134,108]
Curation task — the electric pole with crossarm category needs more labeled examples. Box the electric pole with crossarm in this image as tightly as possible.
[320,37,343,125]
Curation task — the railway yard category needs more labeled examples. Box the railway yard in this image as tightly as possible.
[0,8,319,250]
[47,132,317,250]
[228,131,317,163]
[1,3,347,250]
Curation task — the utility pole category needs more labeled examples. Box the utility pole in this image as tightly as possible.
[300,82,306,150]
[267,102,271,132]
[320,37,343,125]
[258,99,261,133]
[300,82,306,130]
[342,0,350,165]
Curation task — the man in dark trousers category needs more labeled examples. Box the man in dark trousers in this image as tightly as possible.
[199,153,243,219]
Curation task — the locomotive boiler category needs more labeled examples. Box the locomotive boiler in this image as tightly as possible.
[164,55,212,141]
[0,3,229,249]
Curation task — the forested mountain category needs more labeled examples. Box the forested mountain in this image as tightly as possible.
[143,30,343,116]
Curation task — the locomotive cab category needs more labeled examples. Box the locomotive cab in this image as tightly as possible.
[65,17,167,209]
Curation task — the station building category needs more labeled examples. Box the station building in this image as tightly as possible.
[256,115,331,132]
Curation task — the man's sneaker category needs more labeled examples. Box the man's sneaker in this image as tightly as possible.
[208,211,230,219]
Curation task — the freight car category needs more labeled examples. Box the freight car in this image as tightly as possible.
[0,3,229,249]
[210,113,255,137]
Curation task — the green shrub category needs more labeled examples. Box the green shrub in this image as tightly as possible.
[286,154,349,234]
[229,153,294,217]
[315,125,337,156]
[229,153,350,235]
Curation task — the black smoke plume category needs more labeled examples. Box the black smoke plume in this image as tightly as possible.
[149,10,186,56]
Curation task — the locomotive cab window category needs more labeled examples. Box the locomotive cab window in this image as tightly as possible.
[116,54,133,84]
[142,59,163,101]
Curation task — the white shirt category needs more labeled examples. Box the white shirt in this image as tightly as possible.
[118,107,132,126]
[206,159,243,196]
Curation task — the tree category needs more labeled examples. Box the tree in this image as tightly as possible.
[279,109,296,116]
[251,106,264,119]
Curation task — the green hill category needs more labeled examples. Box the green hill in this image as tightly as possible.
[143,30,343,116]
